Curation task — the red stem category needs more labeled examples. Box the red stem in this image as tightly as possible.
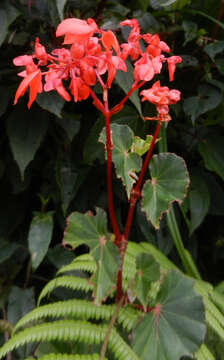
[123,121,162,240]
[110,81,145,115]
[212,0,224,42]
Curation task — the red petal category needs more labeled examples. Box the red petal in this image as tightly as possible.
[14,70,40,106]
[56,18,95,43]
[28,71,42,108]
[102,30,120,55]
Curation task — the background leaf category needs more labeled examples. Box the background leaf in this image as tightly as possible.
[115,60,142,115]
[198,135,224,181]
[141,153,189,229]
[56,0,67,20]
[132,271,206,360]
[183,84,222,123]
[36,92,65,118]
[7,107,48,179]
[28,212,53,271]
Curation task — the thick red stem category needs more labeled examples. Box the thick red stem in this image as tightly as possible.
[123,121,162,240]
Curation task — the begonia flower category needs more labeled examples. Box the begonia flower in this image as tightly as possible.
[140,80,181,118]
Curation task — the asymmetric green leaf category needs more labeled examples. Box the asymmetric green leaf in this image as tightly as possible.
[63,208,107,250]
[100,124,142,197]
[141,153,189,229]
[134,253,160,309]
[91,241,120,303]
[132,271,206,360]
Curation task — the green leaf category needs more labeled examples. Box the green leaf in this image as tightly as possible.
[63,208,108,250]
[115,60,142,115]
[183,20,198,45]
[7,286,35,326]
[204,41,224,61]
[183,84,222,123]
[100,124,142,198]
[198,135,224,181]
[55,112,80,142]
[131,135,154,156]
[7,107,48,179]
[134,253,160,309]
[0,240,19,264]
[141,153,189,229]
[0,1,19,46]
[56,0,67,20]
[36,92,65,118]
[132,271,206,360]
[91,241,121,304]
[28,212,53,271]
[183,174,210,235]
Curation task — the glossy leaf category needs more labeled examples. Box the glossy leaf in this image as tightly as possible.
[141,153,189,229]
[55,112,80,142]
[183,84,222,123]
[204,41,224,61]
[100,124,142,198]
[0,240,19,264]
[115,60,142,115]
[134,253,160,309]
[91,240,120,304]
[187,175,210,235]
[56,0,67,20]
[132,271,206,360]
[37,92,65,118]
[7,107,48,179]
[28,212,53,271]
[198,135,224,181]
[0,1,19,46]
[7,286,35,325]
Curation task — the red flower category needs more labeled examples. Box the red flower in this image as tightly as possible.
[140,80,181,118]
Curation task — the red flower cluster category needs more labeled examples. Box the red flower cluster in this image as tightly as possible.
[13,17,182,117]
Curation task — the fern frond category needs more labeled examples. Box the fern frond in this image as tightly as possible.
[0,320,139,360]
[0,320,106,360]
[30,354,106,360]
[206,309,224,341]
[195,344,215,360]
[57,254,97,276]
[203,297,224,331]
[38,276,93,305]
[210,290,224,312]
[14,300,139,334]
[109,328,140,360]
[14,300,114,332]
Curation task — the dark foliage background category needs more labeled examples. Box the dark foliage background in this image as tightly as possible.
[0,0,224,358]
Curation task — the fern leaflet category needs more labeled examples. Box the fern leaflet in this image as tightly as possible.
[38,276,93,305]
